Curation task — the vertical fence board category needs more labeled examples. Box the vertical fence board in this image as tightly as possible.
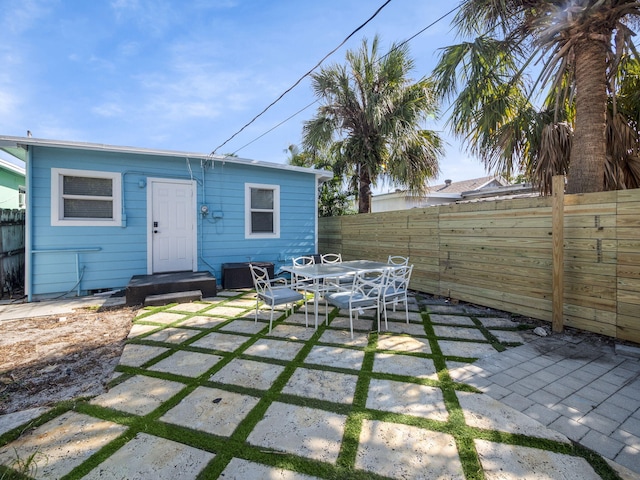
[552,176,564,333]
[0,208,25,297]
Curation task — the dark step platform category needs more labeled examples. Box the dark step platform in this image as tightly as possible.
[125,271,217,306]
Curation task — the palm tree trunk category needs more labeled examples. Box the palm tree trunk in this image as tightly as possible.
[566,37,608,194]
[358,165,372,214]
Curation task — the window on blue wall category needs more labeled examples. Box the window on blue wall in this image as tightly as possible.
[245,183,280,238]
[51,168,122,226]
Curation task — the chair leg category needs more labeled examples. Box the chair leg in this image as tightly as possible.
[383,301,388,330]
[404,294,409,324]
[255,298,259,323]
[325,298,329,326]
[269,307,274,333]
[349,309,354,339]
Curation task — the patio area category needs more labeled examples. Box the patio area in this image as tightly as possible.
[0,290,638,479]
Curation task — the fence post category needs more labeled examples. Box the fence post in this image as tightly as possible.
[552,175,565,333]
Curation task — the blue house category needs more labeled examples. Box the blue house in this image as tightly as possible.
[0,136,332,301]
[0,156,25,209]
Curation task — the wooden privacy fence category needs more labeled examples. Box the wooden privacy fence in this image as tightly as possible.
[0,208,25,298]
[319,185,640,343]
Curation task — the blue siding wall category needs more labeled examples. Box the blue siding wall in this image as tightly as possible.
[30,146,318,297]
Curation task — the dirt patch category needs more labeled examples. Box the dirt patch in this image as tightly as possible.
[0,305,137,414]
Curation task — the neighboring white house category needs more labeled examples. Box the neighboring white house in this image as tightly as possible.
[372,176,508,212]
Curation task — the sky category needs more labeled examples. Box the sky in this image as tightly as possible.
[0,0,490,190]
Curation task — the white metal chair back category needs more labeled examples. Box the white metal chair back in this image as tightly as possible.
[380,264,414,328]
[249,263,271,297]
[292,255,315,266]
[326,269,386,338]
[290,255,316,293]
[320,253,342,264]
[387,255,409,266]
[249,263,305,332]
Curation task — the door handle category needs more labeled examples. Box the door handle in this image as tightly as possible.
[154,230,159,234]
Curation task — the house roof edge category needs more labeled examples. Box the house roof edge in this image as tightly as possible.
[0,135,333,180]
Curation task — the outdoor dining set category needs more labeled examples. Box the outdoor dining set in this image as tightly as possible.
[249,254,414,338]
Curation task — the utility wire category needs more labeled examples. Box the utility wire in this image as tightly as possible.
[211,0,393,155]
[384,5,461,60]
[231,100,319,155]
[228,4,462,157]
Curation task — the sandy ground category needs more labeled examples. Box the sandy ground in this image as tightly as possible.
[0,306,136,414]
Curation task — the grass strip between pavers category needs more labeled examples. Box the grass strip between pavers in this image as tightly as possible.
[0,292,624,480]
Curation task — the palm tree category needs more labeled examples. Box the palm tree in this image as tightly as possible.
[284,144,314,168]
[432,0,640,194]
[303,35,443,213]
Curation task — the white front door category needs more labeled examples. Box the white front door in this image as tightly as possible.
[148,178,196,273]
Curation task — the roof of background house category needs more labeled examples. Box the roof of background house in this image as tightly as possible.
[429,175,506,194]
[373,176,508,201]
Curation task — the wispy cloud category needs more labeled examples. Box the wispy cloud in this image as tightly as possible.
[0,0,55,34]
[109,0,176,36]
[92,102,125,118]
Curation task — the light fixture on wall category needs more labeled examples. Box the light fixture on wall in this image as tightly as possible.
[138,179,146,188]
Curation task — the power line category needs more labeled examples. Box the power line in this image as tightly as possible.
[231,100,319,156]
[386,5,460,57]
[222,3,463,158]
[211,0,393,155]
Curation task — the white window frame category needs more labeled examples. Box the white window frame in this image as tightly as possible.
[51,168,122,226]
[245,183,280,239]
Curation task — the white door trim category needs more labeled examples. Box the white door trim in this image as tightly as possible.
[146,177,197,274]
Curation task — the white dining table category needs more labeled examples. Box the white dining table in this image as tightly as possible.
[280,260,391,328]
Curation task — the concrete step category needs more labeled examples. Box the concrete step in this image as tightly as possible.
[125,271,217,306]
[144,289,202,307]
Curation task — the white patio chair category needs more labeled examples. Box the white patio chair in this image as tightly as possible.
[320,253,342,264]
[325,269,387,338]
[249,264,305,333]
[291,255,315,291]
[379,264,414,330]
[387,255,409,266]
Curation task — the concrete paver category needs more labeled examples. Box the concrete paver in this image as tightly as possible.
[83,432,214,480]
[148,350,223,377]
[457,391,569,442]
[89,375,184,415]
[247,402,347,464]
[0,412,127,479]
[190,331,250,352]
[114,343,168,367]
[221,458,321,479]
[0,407,49,437]
[282,368,358,404]
[377,334,431,353]
[475,440,601,480]
[304,345,365,370]
[160,386,260,436]
[356,419,465,479]
[210,358,284,390]
[366,378,449,421]
[372,351,438,378]
[243,337,304,361]
[178,315,228,328]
